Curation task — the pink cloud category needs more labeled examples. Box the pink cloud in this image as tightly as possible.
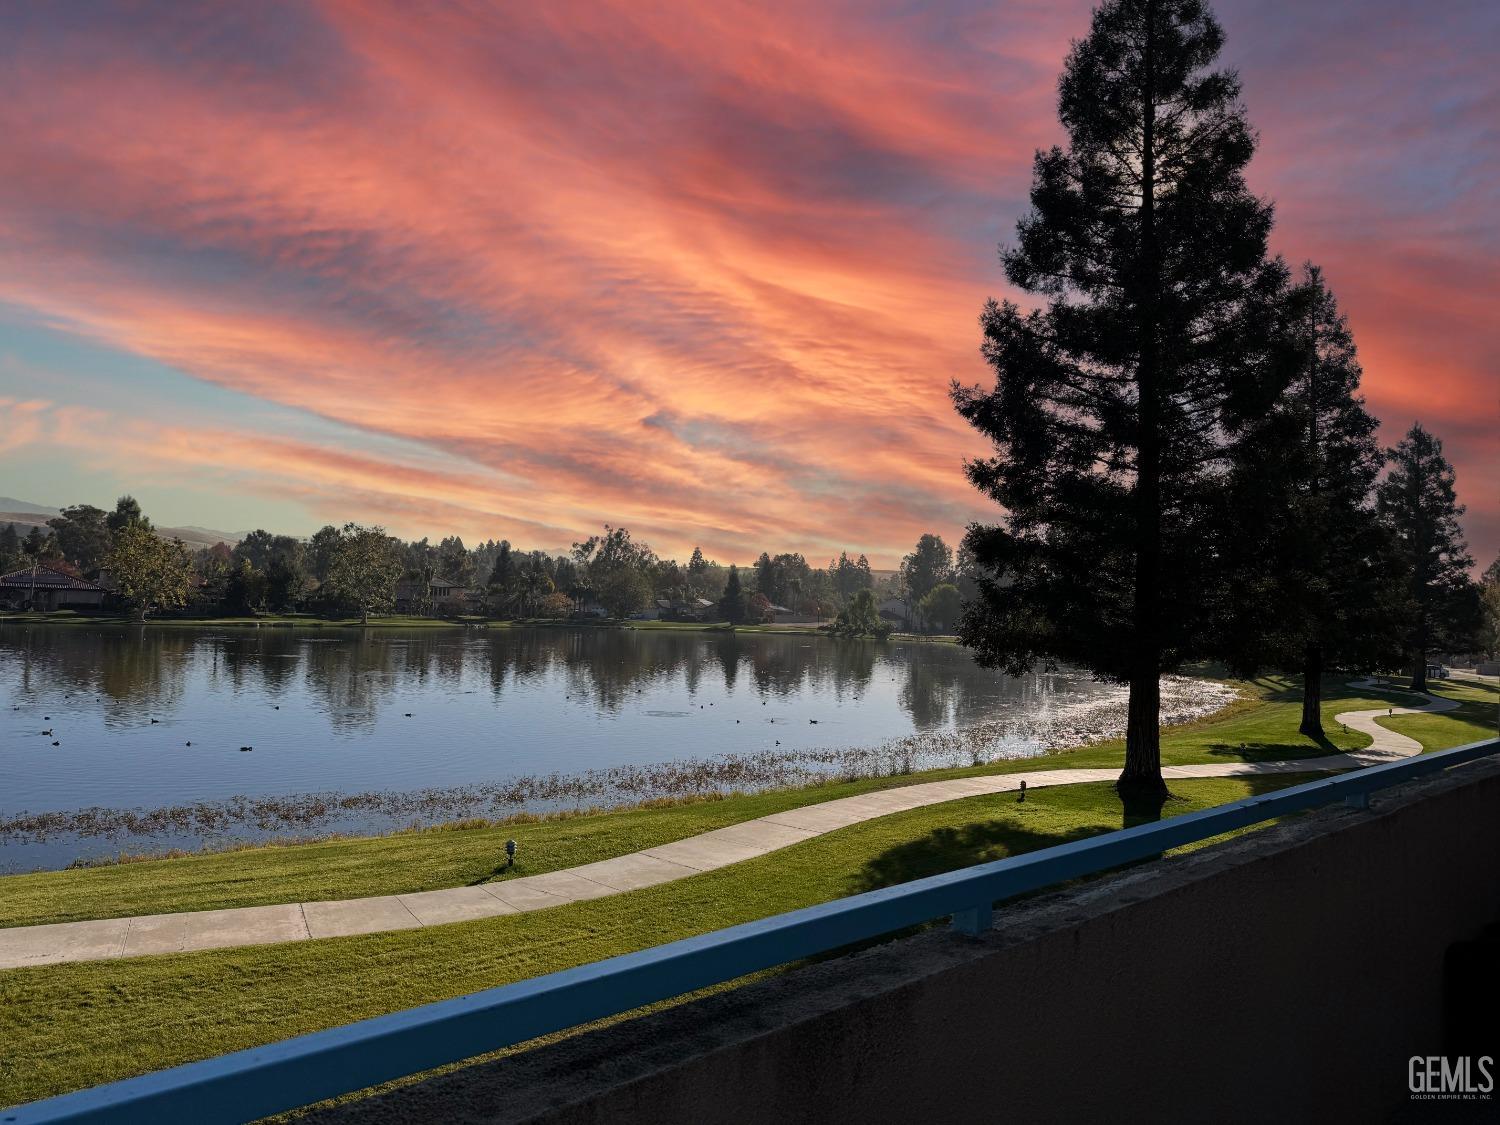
[0,0,1493,566]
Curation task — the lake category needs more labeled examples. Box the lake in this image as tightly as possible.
[0,624,1222,871]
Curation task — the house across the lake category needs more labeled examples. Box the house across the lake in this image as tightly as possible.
[645,596,717,622]
[393,577,474,615]
[0,565,109,612]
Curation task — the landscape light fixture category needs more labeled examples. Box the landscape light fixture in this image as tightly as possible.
[505,839,517,868]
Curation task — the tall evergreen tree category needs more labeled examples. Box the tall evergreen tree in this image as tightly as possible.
[46,504,112,572]
[0,523,21,572]
[106,495,150,537]
[1479,554,1500,660]
[1376,424,1481,690]
[1224,266,1397,737]
[953,0,1289,796]
[720,564,745,624]
[487,541,515,591]
[754,552,778,603]
[437,536,475,586]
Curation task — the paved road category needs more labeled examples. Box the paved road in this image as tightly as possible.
[0,678,1459,970]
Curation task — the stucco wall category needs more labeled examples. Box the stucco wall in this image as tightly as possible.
[313,754,1500,1124]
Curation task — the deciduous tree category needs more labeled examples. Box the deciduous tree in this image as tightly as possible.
[324,523,403,624]
[107,524,192,621]
[571,526,655,618]
[918,583,963,634]
[900,534,955,610]
[832,589,890,639]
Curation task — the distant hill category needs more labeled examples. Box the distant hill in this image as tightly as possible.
[0,500,242,550]
[174,525,251,544]
[0,497,59,516]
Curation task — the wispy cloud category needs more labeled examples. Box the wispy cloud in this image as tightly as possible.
[0,0,1494,564]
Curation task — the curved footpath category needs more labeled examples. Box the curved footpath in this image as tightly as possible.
[0,679,1459,970]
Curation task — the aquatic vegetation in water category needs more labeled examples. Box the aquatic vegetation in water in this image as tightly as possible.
[0,677,1233,847]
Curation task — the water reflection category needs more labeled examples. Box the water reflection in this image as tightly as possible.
[0,624,1147,869]
[0,627,990,728]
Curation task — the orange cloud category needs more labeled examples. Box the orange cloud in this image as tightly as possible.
[0,0,1494,566]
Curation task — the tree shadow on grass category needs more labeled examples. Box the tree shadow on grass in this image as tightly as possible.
[810,773,1322,964]
[845,819,1105,897]
[1120,785,1172,829]
[1203,735,1338,762]
[849,771,1320,901]
[1242,675,1302,703]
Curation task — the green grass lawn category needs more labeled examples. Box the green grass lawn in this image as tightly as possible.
[0,774,1312,1108]
[0,673,1490,1109]
[0,674,1441,929]
[1380,676,1498,748]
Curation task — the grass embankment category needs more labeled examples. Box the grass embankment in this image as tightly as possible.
[1381,676,1498,747]
[0,775,1310,1107]
[0,674,1447,930]
[0,675,1491,1108]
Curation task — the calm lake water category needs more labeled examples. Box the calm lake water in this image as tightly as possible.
[0,624,1126,870]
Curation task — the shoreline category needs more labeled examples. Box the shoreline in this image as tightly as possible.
[0,675,1238,871]
[0,613,958,642]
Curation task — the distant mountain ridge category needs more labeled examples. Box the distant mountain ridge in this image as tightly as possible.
[0,499,243,549]
[0,497,59,517]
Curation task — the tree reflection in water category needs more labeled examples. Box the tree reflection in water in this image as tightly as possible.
[0,625,1211,870]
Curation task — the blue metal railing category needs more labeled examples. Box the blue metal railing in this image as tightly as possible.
[7,735,1498,1124]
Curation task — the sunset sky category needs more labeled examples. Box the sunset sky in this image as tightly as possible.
[1,0,1495,568]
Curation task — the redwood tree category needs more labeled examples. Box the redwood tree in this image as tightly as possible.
[953,0,1288,796]
[1376,424,1481,690]
[1223,265,1399,737]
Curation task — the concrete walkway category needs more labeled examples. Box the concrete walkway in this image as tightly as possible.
[0,678,1459,971]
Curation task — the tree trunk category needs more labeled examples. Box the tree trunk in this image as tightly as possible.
[1120,666,1165,795]
[1120,4,1165,800]
[1409,653,1427,693]
[1409,608,1429,692]
[1299,643,1323,739]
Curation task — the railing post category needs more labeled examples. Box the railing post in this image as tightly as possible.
[951,903,993,935]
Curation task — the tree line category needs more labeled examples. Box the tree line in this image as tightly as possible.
[3,498,975,635]
[952,0,1490,800]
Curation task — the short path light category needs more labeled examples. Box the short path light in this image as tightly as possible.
[1018,779,1026,803]
[505,839,517,869]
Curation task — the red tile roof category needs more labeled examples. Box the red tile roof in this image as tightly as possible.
[0,565,107,591]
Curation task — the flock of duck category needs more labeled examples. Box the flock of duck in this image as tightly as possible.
[16,692,825,757]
